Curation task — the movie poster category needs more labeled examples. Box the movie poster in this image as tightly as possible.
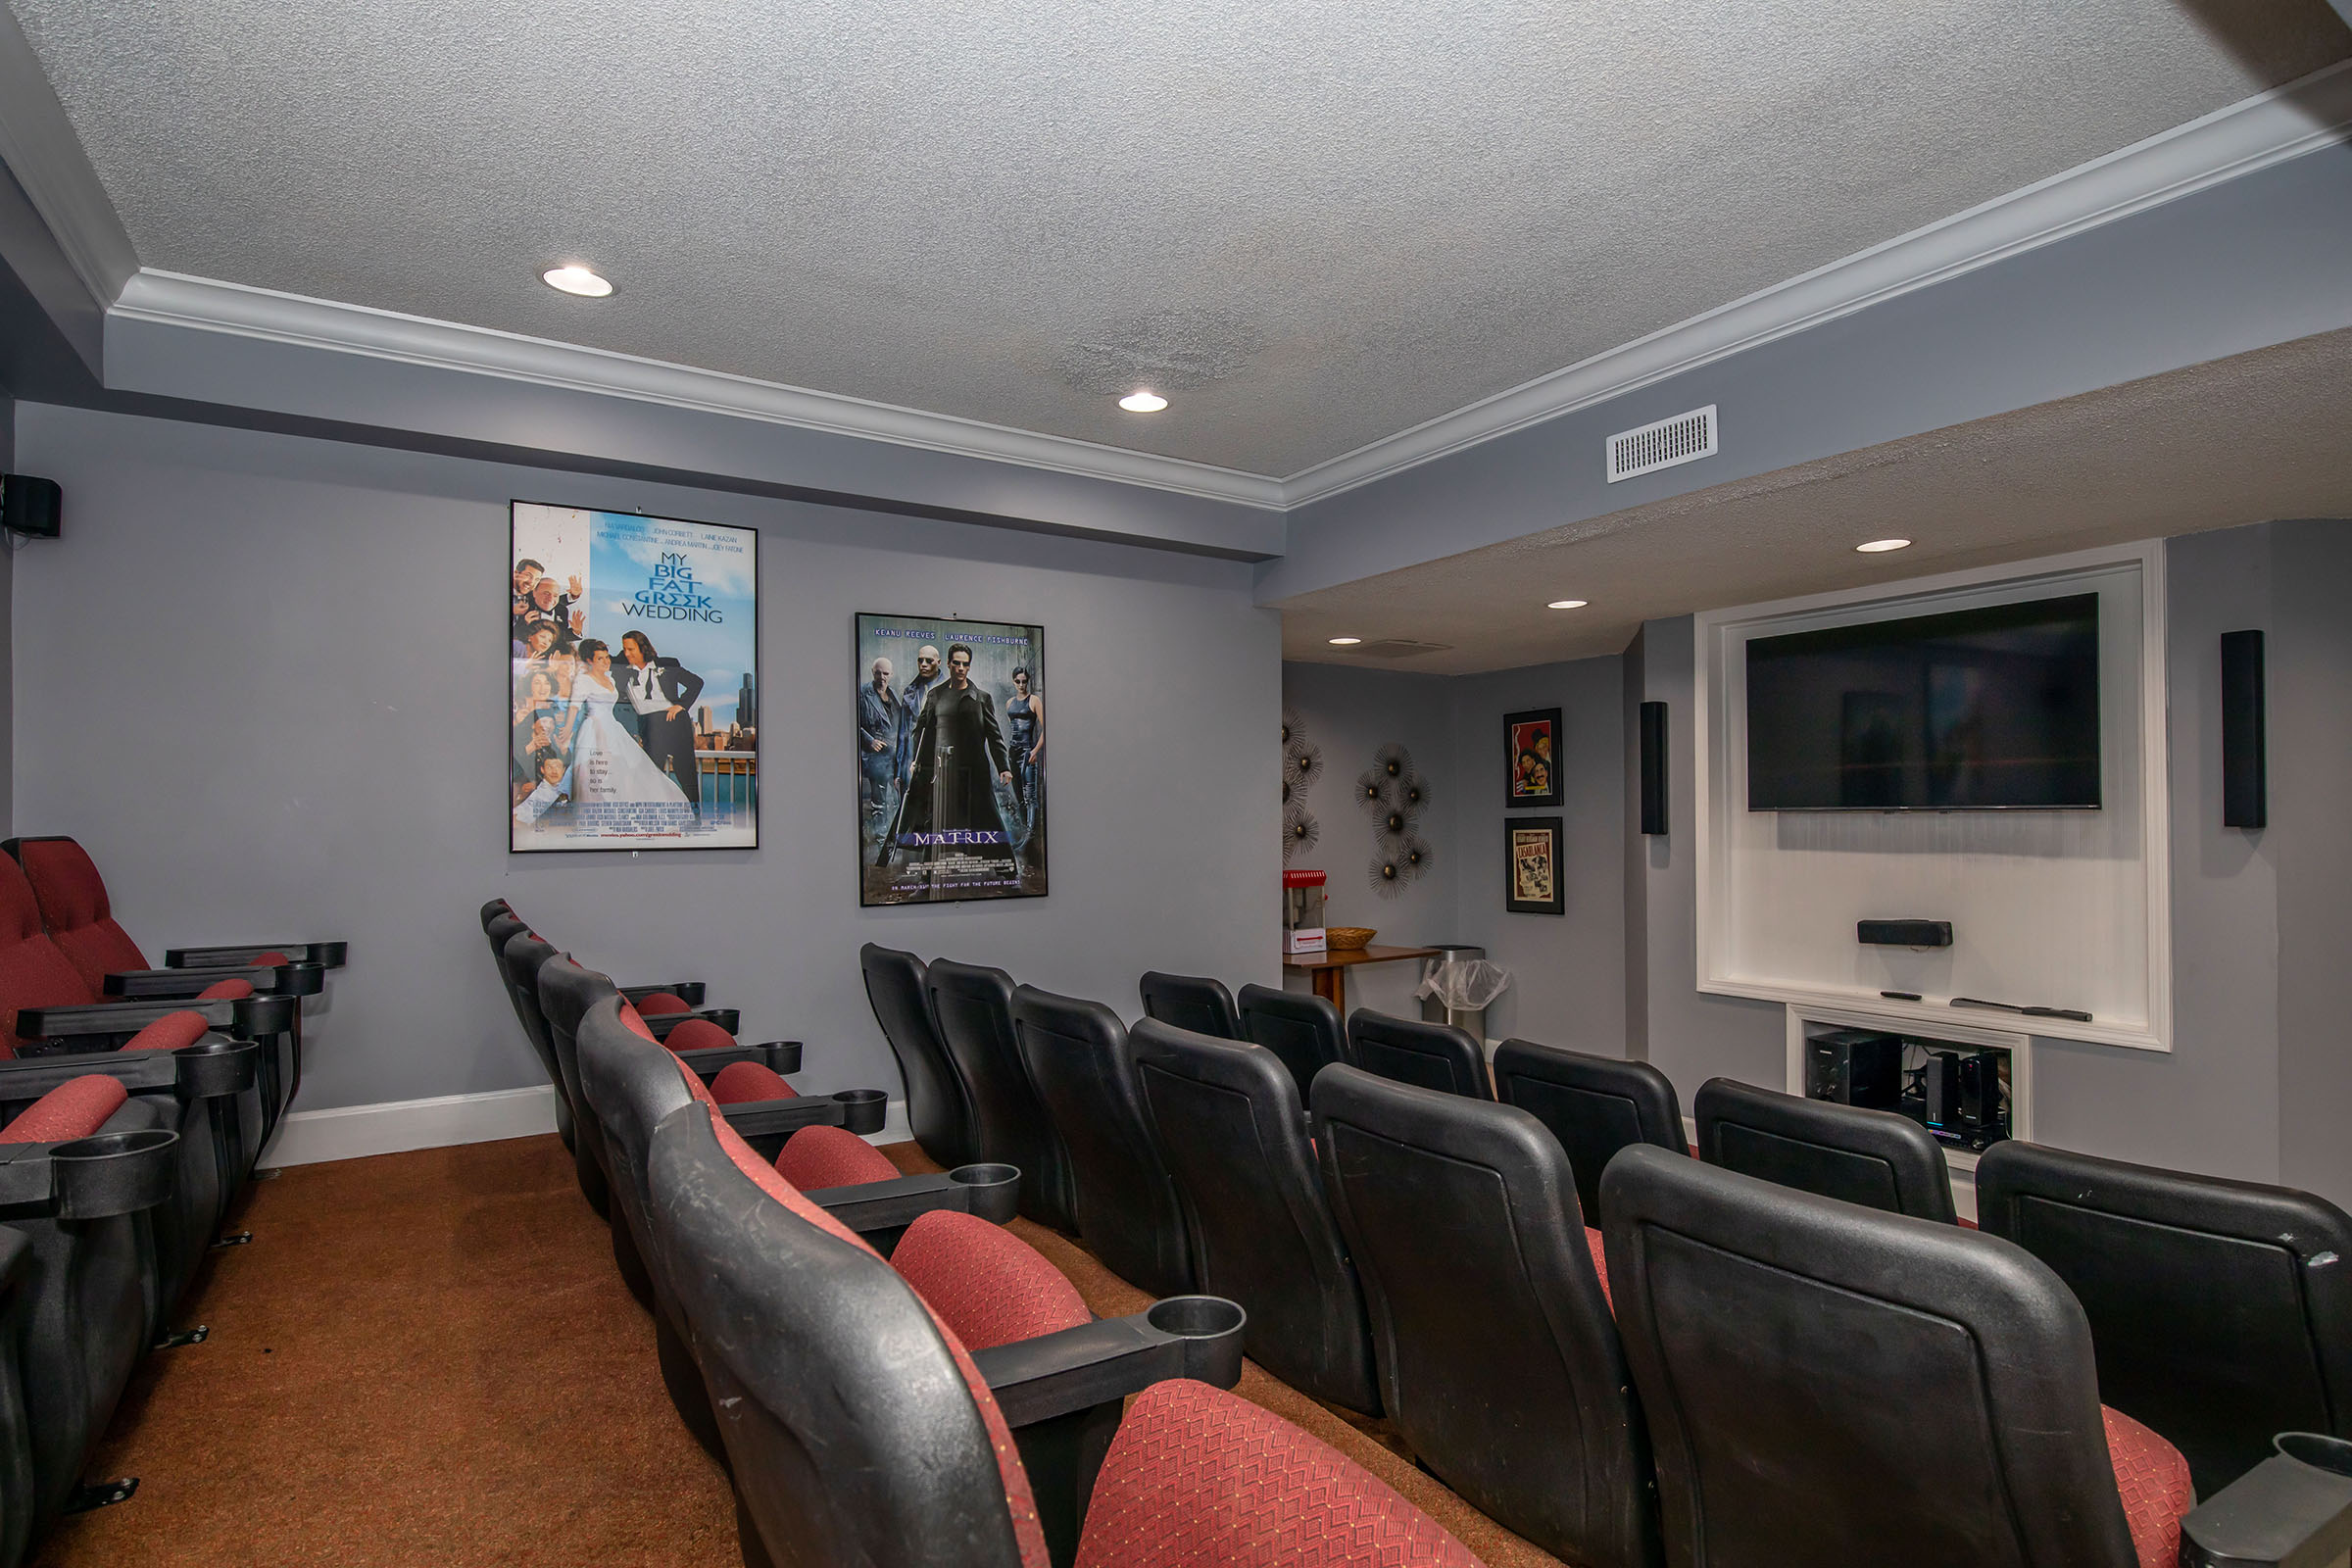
[856,612,1047,906]
[509,502,759,852]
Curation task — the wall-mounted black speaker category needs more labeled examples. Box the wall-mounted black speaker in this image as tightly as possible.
[1,475,61,539]
[1639,700,1667,835]
[1857,919,1952,948]
[2221,628,2266,830]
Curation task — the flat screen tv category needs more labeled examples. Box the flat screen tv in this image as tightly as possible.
[1745,592,2101,810]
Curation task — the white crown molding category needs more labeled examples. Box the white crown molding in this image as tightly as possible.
[109,270,1289,511]
[0,6,138,307]
[1277,58,2352,508]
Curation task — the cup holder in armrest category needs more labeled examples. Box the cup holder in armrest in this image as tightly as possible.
[1144,1296,1248,1387]
[832,1089,888,1136]
[52,1128,179,1219]
[753,1041,805,1075]
[948,1162,1020,1224]
[270,962,328,998]
[230,994,298,1039]
[2279,1433,2352,1478]
[174,1038,260,1099]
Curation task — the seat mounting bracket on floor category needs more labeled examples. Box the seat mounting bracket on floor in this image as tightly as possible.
[63,1478,138,1513]
[213,1230,252,1249]
[152,1324,210,1349]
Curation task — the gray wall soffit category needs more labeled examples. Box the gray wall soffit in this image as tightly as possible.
[1261,143,2352,605]
[0,161,101,379]
[0,8,136,314]
[100,302,1285,562]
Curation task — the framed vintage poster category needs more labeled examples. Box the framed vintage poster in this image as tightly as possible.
[1504,708,1562,808]
[509,502,759,852]
[857,612,1047,906]
[1505,816,1565,914]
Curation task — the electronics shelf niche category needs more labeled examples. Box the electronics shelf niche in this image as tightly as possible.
[1693,541,2172,1053]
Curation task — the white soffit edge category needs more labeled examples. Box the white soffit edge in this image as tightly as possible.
[25,58,2352,514]
[1279,57,2352,508]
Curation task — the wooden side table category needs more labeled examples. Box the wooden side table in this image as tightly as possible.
[1280,944,1444,1018]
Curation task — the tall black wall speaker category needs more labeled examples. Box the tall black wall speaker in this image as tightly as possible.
[1639,701,1668,835]
[0,474,61,540]
[2221,629,2266,829]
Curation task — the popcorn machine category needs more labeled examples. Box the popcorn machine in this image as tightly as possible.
[1283,868,1327,956]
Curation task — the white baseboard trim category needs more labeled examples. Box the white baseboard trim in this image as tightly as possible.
[260,1085,912,1168]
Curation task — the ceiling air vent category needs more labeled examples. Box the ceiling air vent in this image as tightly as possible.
[1607,404,1717,483]
[1350,639,1453,660]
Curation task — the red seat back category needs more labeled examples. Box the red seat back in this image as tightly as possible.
[0,854,100,1047]
[9,838,149,995]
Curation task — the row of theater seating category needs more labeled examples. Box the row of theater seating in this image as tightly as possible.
[0,837,345,1565]
[483,902,1502,1567]
[859,949,2351,1567]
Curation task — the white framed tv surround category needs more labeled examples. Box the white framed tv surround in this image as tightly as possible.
[1693,540,2172,1053]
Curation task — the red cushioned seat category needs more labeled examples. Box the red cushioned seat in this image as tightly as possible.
[1585,1225,1612,1314]
[619,1002,657,1040]
[776,1124,899,1191]
[2105,1405,2193,1568]
[890,1208,1093,1351]
[10,837,149,995]
[708,1060,799,1105]
[0,854,101,1051]
[0,1075,128,1143]
[1076,1379,1484,1568]
[633,991,691,1016]
[662,1016,737,1054]
[195,976,253,1002]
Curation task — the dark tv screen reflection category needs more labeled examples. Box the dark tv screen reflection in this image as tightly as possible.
[1745,592,2102,810]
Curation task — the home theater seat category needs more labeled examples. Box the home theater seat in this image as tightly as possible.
[1129,1019,1381,1415]
[8,9,2352,1562]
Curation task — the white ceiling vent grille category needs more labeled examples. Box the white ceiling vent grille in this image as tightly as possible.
[1350,639,1453,660]
[1607,404,1717,483]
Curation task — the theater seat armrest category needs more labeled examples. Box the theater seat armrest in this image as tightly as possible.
[802,1163,1022,1232]
[672,1039,806,1077]
[106,962,325,1000]
[18,999,238,1046]
[971,1297,1248,1429]
[644,1006,741,1040]
[0,1126,179,1221]
[2182,1450,2352,1567]
[717,1089,890,1159]
[619,981,708,1007]
[165,941,348,969]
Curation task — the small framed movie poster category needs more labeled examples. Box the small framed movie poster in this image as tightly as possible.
[856,612,1048,906]
[508,502,760,852]
[1504,708,1562,808]
[1505,816,1565,915]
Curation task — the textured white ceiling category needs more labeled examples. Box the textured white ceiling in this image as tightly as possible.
[11,1,2348,476]
[1274,325,2352,672]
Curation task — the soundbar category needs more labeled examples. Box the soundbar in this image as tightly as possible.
[1857,919,1951,948]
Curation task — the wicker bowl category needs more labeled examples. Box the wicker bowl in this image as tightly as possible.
[1326,927,1376,951]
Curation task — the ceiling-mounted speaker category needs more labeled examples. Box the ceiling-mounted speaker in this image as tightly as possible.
[1,474,61,539]
[2221,629,2266,830]
[1640,701,1668,835]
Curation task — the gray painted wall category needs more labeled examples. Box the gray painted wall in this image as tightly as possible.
[2271,520,2352,1198]
[1277,662,1459,1021]
[8,401,1281,1114]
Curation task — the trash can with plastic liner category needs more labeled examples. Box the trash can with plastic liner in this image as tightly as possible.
[1416,944,1509,1043]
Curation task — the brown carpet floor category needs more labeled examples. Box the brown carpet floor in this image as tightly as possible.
[32,1134,1562,1568]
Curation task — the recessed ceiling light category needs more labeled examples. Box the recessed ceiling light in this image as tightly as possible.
[1329,636,1362,646]
[541,265,613,298]
[1855,538,1912,554]
[1118,390,1169,414]
[1546,599,1589,611]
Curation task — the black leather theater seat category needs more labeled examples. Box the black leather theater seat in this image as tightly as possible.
[1313,1065,1658,1568]
[1978,1139,2352,1497]
[1344,1009,1493,1101]
[1493,1039,1688,1220]
[1233,983,1344,1102]
[1128,1018,1380,1414]
[926,959,1079,1233]
[861,944,977,1168]
[1693,1075,1955,1222]
[1009,986,1194,1298]
[1136,971,1242,1040]
[1601,1145,2191,1568]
